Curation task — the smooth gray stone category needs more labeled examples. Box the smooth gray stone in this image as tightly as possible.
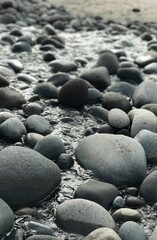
[112,208,142,222]
[7,59,23,73]
[74,179,118,210]
[0,146,61,208]
[25,115,52,135]
[87,106,108,122]
[142,103,157,116]
[143,62,157,74]
[26,235,59,240]
[119,221,148,240]
[83,227,121,240]
[108,108,130,129]
[0,198,14,239]
[106,82,136,99]
[24,133,44,148]
[49,60,77,73]
[112,196,125,209]
[117,67,143,84]
[56,198,116,236]
[34,134,66,161]
[75,134,147,187]
[24,221,54,235]
[33,83,59,99]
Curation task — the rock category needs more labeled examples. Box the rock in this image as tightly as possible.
[0,112,15,124]
[135,130,157,164]
[140,170,157,206]
[17,35,33,45]
[143,63,157,74]
[25,115,52,135]
[56,153,74,170]
[58,79,88,109]
[119,61,137,68]
[150,226,157,240]
[4,229,24,240]
[0,146,61,208]
[106,82,136,99]
[112,196,125,209]
[23,221,54,235]
[0,74,9,87]
[102,92,131,113]
[41,38,64,49]
[117,67,143,84]
[96,51,119,75]
[80,67,111,90]
[135,53,157,68]
[0,66,14,77]
[1,34,15,45]
[50,60,77,73]
[125,187,138,196]
[12,42,32,53]
[7,59,23,73]
[47,73,70,87]
[125,196,146,208]
[2,13,16,24]
[34,134,66,161]
[0,87,26,108]
[26,235,59,240]
[83,227,121,240]
[133,81,157,107]
[0,117,27,142]
[22,103,43,116]
[97,123,115,134]
[43,52,56,62]
[142,103,157,116]
[15,207,35,216]
[128,108,156,122]
[17,73,37,83]
[56,198,116,236]
[24,132,44,148]
[75,134,147,187]
[0,198,14,239]
[119,221,148,240]
[112,208,142,222]
[74,179,118,210]
[44,24,56,35]
[108,108,130,129]
[33,83,59,99]
[141,32,152,41]
[87,88,103,104]
[87,106,108,122]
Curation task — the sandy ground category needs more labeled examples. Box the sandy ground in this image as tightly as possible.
[48,0,157,23]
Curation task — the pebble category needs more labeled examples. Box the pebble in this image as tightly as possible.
[142,103,157,116]
[150,226,157,240]
[24,132,44,148]
[96,51,119,74]
[15,207,36,216]
[87,106,108,122]
[34,134,66,161]
[125,187,139,196]
[80,66,111,90]
[108,108,130,129]
[0,74,9,87]
[140,170,157,206]
[23,221,54,235]
[102,92,132,113]
[97,123,115,134]
[22,103,43,116]
[83,227,121,240]
[56,198,116,235]
[44,24,57,35]
[74,179,118,210]
[41,38,64,49]
[87,88,103,104]
[7,59,23,73]
[58,78,88,109]
[43,52,56,62]
[0,198,14,239]
[75,134,147,187]
[119,221,148,240]
[49,60,78,73]
[141,32,152,41]
[17,73,37,83]
[47,73,70,86]
[56,153,74,170]
[106,82,136,99]
[33,82,59,99]
[12,41,32,52]
[0,117,27,142]
[112,196,125,209]
[125,196,146,208]
[0,146,61,208]
[112,208,142,222]
[25,115,52,135]
[4,229,24,240]
[117,67,143,84]
[135,53,157,68]
[143,62,157,74]
[0,66,15,77]
[26,236,59,240]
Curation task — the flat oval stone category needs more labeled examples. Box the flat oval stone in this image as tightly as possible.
[24,132,44,148]
[143,63,157,74]
[0,74,9,87]
[0,146,61,208]
[50,60,77,73]
[112,208,142,222]
[117,67,143,84]
[84,227,121,240]
[135,53,157,68]
[142,103,157,116]
[33,82,58,99]
[0,198,14,239]
[106,82,136,99]
[125,196,146,208]
[87,106,108,122]
[108,108,130,129]
[75,134,147,187]
[7,59,23,73]
[12,42,32,53]
[47,73,70,87]
[26,235,59,240]
[56,198,116,236]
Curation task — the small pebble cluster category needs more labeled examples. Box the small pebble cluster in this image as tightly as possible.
[1,0,157,240]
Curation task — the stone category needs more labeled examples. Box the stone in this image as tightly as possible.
[50,60,77,73]
[119,221,148,240]
[102,92,131,113]
[97,123,115,134]
[0,117,27,142]
[2,13,16,24]
[142,103,157,116]
[56,153,74,170]
[112,208,142,222]
[75,134,147,187]
[0,87,26,108]
[0,66,14,77]
[112,196,125,209]
[25,115,52,135]
[133,80,157,107]
[96,51,119,75]
[0,75,9,87]
[106,82,136,99]
[58,79,88,109]
[0,146,61,208]
[80,67,111,90]
[23,221,54,235]
[24,132,44,148]
[128,108,156,122]
[125,196,146,208]
[41,38,64,49]
[22,103,43,116]
[7,59,23,73]
[117,67,143,84]
[141,32,152,41]
[33,82,59,99]
[56,198,116,236]
[87,106,108,122]
[47,73,70,87]
[135,130,157,164]
[150,226,157,240]
[74,179,118,210]
[135,53,157,68]
[26,235,59,240]
[12,42,32,53]
[83,227,121,240]
[140,170,157,206]
[43,52,56,62]
[44,24,56,35]
[143,63,157,74]
[0,198,14,239]
[34,134,66,161]
[108,108,130,129]
[17,73,37,83]
[0,112,15,124]
[87,88,103,104]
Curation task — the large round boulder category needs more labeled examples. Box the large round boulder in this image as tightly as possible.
[0,146,61,209]
[56,198,116,236]
[75,134,147,187]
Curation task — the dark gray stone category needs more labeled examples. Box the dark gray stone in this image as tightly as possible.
[33,82,59,99]
[47,73,70,87]
[117,67,143,84]
[0,146,61,208]
[112,196,125,209]
[106,82,136,99]
[87,106,108,122]
[75,134,147,187]
[22,103,43,116]
[26,235,59,240]
[12,42,32,53]
[50,60,77,73]
[0,74,9,87]
[143,63,157,74]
